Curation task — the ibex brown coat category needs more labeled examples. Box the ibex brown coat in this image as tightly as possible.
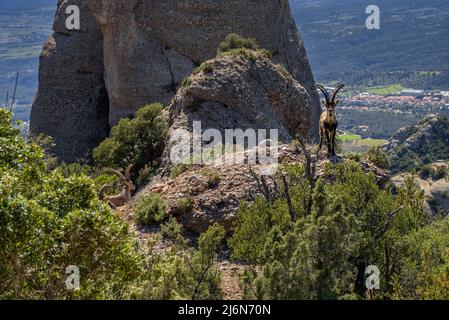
[316,84,345,157]
[100,165,135,208]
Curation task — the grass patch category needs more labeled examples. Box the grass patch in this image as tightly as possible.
[337,134,362,142]
[200,168,222,188]
[367,84,406,95]
[218,33,259,53]
[170,164,192,179]
[217,33,271,61]
[341,138,387,155]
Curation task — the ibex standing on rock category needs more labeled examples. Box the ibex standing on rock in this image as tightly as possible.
[100,165,135,208]
[317,84,345,157]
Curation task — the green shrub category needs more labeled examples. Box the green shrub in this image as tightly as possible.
[0,109,143,299]
[390,217,449,299]
[173,198,193,216]
[217,33,271,61]
[135,193,167,225]
[1,109,230,300]
[193,62,214,75]
[170,163,192,178]
[93,103,167,185]
[200,168,221,188]
[365,146,390,169]
[132,220,225,300]
[218,33,259,53]
[233,161,428,300]
[229,198,291,264]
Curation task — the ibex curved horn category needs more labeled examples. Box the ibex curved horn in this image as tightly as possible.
[331,84,345,103]
[124,164,133,180]
[103,168,127,182]
[316,84,330,103]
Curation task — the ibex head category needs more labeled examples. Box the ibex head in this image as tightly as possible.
[316,84,345,114]
[104,164,135,192]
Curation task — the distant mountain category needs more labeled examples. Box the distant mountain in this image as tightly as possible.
[383,114,449,174]
[292,0,449,89]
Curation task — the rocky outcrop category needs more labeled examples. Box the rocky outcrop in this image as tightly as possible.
[382,114,444,154]
[130,47,318,234]
[383,114,449,173]
[31,0,320,162]
[382,115,449,216]
[164,51,317,165]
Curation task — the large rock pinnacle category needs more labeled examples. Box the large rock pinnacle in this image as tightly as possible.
[31,0,320,162]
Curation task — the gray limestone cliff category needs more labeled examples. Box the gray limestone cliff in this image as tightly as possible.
[31,0,320,162]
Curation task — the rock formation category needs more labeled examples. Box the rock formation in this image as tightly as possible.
[383,114,449,173]
[164,50,316,164]
[382,114,446,155]
[31,0,320,162]
[30,0,110,162]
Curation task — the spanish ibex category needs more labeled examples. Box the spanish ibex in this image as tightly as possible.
[317,84,345,157]
[100,165,135,208]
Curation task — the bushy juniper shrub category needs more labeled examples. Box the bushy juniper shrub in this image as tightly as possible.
[217,33,271,61]
[366,146,390,169]
[193,62,214,75]
[231,161,430,300]
[135,193,167,225]
[93,103,167,185]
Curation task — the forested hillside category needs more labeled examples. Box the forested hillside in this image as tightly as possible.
[292,0,449,89]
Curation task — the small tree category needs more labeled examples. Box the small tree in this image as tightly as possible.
[134,219,225,300]
[93,103,168,184]
[366,146,390,170]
